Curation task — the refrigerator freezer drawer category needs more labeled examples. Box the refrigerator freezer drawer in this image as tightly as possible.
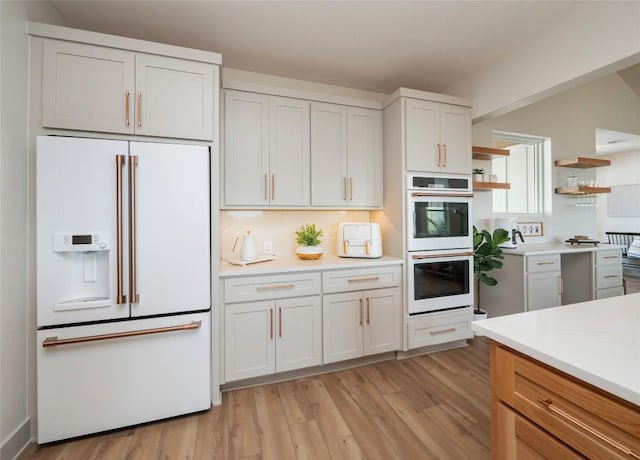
[37,312,211,443]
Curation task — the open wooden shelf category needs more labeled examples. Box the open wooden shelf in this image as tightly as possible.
[472,146,510,161]
[554,157,611,169]
[474,181,510,191]
[555,186,611,195]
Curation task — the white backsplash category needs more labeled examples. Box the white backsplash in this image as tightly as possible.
[220,210,370,259]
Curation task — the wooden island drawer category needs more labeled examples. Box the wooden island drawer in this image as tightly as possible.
[493,344,640,459]
[224,272,321,303]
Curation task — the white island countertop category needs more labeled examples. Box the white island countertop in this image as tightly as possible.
[220,254,403,277]
[501,242,625,256]
[473,293,640,406]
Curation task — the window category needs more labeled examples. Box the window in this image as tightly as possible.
[491,132,551,215]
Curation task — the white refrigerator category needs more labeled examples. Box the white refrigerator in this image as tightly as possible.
[36,136,211,443]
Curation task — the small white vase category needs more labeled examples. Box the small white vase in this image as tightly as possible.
[296,246,323,260]
[473,174,483,182]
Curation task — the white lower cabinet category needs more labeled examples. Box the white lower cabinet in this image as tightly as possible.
[224,296,322,382]
[594,249,624,299]
[323,286,401,364]
[527,271,562,311]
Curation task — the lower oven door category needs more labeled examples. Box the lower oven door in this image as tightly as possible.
[408,251,474,315]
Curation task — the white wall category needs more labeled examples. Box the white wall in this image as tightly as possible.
[0,3,66,458]
[472,71,640,243]
[446,2,640,121]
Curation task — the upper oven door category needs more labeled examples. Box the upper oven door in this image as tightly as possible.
[406,192,473,251]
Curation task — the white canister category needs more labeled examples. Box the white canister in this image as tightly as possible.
[240,231,257,261]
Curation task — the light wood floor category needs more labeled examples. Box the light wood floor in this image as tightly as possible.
[21,337,491,459]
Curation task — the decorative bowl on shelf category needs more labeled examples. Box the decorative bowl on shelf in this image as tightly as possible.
[295,246,323,260]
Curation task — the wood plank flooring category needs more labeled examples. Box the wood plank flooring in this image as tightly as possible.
[21,337,491,459]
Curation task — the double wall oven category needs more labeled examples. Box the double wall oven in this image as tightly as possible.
[406,174,474,315]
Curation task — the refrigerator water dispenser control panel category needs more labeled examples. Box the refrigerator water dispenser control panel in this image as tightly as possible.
[53,232,110,252]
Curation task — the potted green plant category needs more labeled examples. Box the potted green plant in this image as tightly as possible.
[295,224,324,260]
[472,168,485,182]
[473,225,510,321]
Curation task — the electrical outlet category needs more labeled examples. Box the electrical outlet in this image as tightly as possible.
[263,241,273,255]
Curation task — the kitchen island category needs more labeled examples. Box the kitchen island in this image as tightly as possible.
[473,294,640,458]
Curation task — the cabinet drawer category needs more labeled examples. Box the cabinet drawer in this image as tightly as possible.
[526,254,561,273]
[407,307,472,349]
[596,249,623,266]
[225,272,321,303]
[322,265,401,294]
[494,345,640,459]
[596,266,623,289]
[596,286,625,299]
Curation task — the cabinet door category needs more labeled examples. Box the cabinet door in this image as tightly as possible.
[440,104,471,174]
[527,272,562,311]
[130,142,210,317]
[269,96,310,206]
[135,54,214,140]
[310,102,348,206]
[404,99,440,173]
[363,287,400,356]
[225,300,275,382]
[323,292,363,364]
[224,90,270,206]
[275,296,322,372]
[347,107,382,207]
[42,40,134,134]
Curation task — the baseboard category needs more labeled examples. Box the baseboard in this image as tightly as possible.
[1,418,31,460]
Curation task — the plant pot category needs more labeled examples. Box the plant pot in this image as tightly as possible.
[295,246,323,260]
[473,174,484,182]
[473,309,488,336]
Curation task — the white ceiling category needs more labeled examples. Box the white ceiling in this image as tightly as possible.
[48,0,592,95]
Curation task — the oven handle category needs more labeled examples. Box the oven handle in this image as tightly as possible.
[412,251,474,260]
[410,192,474,198]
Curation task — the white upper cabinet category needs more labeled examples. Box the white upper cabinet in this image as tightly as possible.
[269,96,310,206]
[42,39,214,140]
[224,90,270,206]
[310,103,381,208]
[405,98,470,174]
[224,90,310,207]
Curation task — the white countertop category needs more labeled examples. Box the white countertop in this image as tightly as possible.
[472,293,640,405]
[501,242,625,256]
[219,254,403,277]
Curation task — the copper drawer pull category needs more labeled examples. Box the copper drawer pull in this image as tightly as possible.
[430,327,456,336]
[359,298,363,326]
[349,177,353,201]
[436,143,442,167]
[366,298,370,325]
[604,275,619,279]
[278,307,282,338]
[136,91,142,127]
[264,173,268,201]
[559,276,564,295]
[343,177,347,201]
[442,144,447,167]
[270,309,273,339]
[348,276,380,283]
[537,261,556,266]
[256,284,295,292]
[537,398,640,459]
[603,255,619,259]
[42,321,201,347]
[125,90,130,126]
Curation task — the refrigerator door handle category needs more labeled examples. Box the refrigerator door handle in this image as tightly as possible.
[116,154,127,304]
[129,155,140,304]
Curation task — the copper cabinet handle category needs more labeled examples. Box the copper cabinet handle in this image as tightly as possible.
[359,298,363,326]
[604,275,619,279]
[116,155,126,304]
[348,276,380,283]
[136,91,142,127]
[42,321,201,348]
[349,177,353,201]
[603,255,618,259]
[278,307,282,338]
[271,174,275,201]
[365,240,371,256]
[264,173,268,201]
[536,261,556,266]
[559,275,564,295]
[436,143,441,167]
[343,240,348,254]
[270,308,273,339]
[537,398,640,459]
[125,90,130,126]
[430,328,456,336]
[256,284,295,292]
[129,155,139,304]
[366,298,370,325]
[343,177,347,201]
[442,144,447,167]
